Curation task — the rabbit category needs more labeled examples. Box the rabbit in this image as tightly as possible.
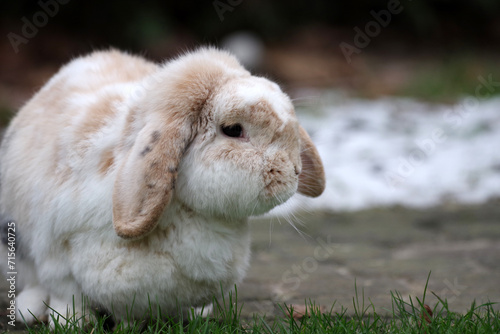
[0,47,325,326]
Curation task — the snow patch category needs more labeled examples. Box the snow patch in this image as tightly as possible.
[270,93,500,214]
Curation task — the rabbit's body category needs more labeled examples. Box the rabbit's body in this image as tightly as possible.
[0,48,324,325]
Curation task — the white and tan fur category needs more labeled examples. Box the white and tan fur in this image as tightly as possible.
[0,48,325,325]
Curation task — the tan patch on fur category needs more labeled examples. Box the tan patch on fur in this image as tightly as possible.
[249,99,299,153]
[249,99,281,130]
[76,93,122,140]
[54,165,72,185]
[99,150,115,175]
[121,224,176,253]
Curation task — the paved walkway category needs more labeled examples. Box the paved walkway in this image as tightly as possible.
[1,201,499,329]
[239,200,500,318]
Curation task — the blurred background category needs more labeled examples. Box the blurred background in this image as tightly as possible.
[1,0,500,317]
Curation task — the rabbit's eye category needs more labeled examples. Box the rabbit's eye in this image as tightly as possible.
[221,124,243,138]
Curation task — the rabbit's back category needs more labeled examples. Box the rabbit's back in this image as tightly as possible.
[44,49,158,93]
[0,50,158,251]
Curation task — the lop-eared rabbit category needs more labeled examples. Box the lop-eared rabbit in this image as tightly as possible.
[0,48,325,326]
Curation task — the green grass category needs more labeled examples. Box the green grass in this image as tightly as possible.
[396,54,500,102]
[16,279,499,334]
[0,105,14,128]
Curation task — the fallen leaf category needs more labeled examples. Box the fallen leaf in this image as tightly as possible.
[286,304,327,319]
[421,304,433,324]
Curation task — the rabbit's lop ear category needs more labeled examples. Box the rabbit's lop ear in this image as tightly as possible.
[298,126,325,197]
[112,50,227,239]
[112,119,192,239]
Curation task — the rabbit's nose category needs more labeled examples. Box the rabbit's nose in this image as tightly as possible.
[294,165,301,176]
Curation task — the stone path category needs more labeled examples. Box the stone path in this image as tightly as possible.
[1,201,499,330]
[239,200,500,318]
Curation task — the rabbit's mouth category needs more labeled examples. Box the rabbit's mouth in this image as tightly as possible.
[260,155,300,207]
[260,176,298,208]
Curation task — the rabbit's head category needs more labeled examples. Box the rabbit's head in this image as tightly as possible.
[113,48,325,239]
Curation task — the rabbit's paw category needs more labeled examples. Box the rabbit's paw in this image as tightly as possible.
[16,286,49,324]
